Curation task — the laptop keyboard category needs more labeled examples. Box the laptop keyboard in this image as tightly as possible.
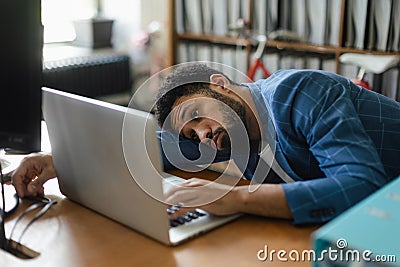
[167,204,207,228]
[163,176,208,228]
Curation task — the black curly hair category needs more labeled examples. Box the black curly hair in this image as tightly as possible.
[155,63,238,129]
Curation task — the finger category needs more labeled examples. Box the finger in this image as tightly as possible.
[163,181,191,198]
[185,178,210,186]
[11,168,31,198]
[12,175,27,198]
[12,154,56,197]
[164,178,209,197]
[27,175,53,196]
[165,189,200,208]
[168,206,193,220]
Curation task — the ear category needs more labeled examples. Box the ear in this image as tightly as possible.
[210,74,231,93]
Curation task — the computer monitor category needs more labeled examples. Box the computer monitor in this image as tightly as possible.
[0,0,42,153]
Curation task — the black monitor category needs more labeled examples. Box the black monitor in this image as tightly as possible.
[0,0,43,153]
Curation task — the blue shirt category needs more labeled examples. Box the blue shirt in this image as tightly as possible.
[160,69,400,224]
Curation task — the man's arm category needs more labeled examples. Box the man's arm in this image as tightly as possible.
[235,184,292,218]
[165,178,293,219]
[271,70,392,224]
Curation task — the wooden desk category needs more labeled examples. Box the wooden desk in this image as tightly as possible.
[1,169,320,267]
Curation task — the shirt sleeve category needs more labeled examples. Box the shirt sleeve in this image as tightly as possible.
[277,71,389,224]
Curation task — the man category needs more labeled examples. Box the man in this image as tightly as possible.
[12,64,400,224]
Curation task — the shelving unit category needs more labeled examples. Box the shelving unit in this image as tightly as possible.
[167,0,400,91]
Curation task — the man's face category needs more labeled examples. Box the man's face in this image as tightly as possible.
[169,92,247,151]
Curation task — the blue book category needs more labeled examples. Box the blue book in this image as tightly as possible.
[312,176,400,266]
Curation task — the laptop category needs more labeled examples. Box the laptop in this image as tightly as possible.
[42,87,241,246]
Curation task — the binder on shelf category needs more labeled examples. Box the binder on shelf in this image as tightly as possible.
[373,0,392,51]
[306,0,327,45]
[234,46,249,82]
[178,42,198,63]
[221,47,236,81]
[202,0,213,35]
[177,43,189,63]
[352,0,369,49]
[293,56,308,70]
[340,64,359,80]
[325,0,341,46]
[278,0,291,30]
[280,55,296,70]
[174,0,185,34]
[252,0,279,35]
[212,45,223,64]
[388,0,400,52]
[197,44,213,62]
[366,0,377,50]
[322,59,336,73]
[291,0,307,42]
[186,43,198,61]
[228,0,241,28]
[212,0,228,36]
[184,0,203,34]
[254,0,267,35]
[394,0,400,52]
[344,0,355,48]
[381,69,399,100]
[240,0,250,24]
[306,57,322,70]
[267,0,279,35]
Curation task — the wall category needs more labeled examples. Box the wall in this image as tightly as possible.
[100,0,170,108]
[102,0,141,50]
[129,0,170,110]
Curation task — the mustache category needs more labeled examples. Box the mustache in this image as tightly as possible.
[212,128,225,138]
[211,127,231,151]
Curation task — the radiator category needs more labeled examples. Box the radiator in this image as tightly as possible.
[43,54,132,98]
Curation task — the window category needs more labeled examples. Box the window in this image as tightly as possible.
[41,0,97,43]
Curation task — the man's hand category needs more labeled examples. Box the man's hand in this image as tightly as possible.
[165,177,293,220]
[11,153,56,198]
[164,178,242,219]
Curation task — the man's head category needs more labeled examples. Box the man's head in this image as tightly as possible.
[155,64,247,151]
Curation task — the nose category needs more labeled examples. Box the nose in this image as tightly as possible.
[196,126,212,142]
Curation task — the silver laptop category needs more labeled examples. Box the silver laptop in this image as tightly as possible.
[42,87,241,246]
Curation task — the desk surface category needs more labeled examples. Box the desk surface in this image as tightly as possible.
[2,169,320,267]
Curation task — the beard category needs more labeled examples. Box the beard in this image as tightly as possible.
[207,91,247,151]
